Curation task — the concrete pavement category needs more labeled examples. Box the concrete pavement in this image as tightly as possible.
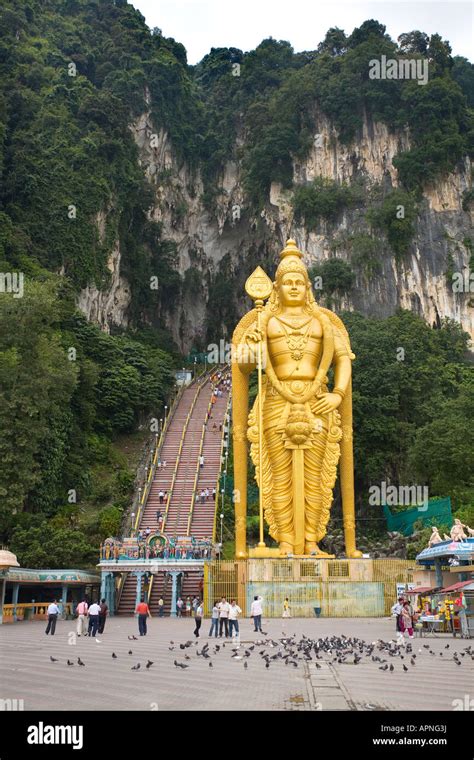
[0,616,472,711]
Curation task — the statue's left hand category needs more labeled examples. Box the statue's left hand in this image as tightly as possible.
[312,393,342,415]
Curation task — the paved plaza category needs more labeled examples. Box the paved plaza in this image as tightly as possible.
[0,617,472,711]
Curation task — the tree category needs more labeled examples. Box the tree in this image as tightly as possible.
[317,28,347,56]
[397,31,429,55]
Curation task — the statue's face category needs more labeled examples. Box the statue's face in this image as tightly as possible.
[278,272,307,306]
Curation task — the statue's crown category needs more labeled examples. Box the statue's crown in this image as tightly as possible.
[276,239,308,282]
[280,239,303,261]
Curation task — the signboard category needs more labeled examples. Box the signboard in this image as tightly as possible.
[396,583,415,597]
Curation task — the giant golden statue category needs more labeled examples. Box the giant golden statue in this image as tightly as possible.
[231,240,361,559]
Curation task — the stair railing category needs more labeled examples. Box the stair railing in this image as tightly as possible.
[212,388,232,544]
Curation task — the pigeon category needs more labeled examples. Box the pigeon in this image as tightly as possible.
[170,641,174,644]
[379,665,388,671]
[179,644,186,650]
[168,647,175,651]
[131,663,141,670]
[403,664,408,672]
[244,661,248,669]
[128,650,133,655]
[112,652,117,659]
[50,656,58,662]
[67,660,74,666]
[410,658,416,666]
[265,662,270,668]
[77,657,85,666]
[389,664,394,672]
[445,644,450,649]
[146,660,154,669]
[209,662,213,668]
[174,660,189,669]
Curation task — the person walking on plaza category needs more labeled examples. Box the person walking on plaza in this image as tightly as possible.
[192,596,199,615]
[250,595,264,633]
[98,598,108,634]
[158,596,165,617]
[228,600,242,638]
[176,597,184,617]
[135,598,151,636]
[75,598,88,636]
[391,597,405,633]
[400,601,414,639]
[209,600,219,638]
[282,597,291,618]
[87,601,101,637]
[186,596,192,617]
[193,600,203,637]
[218,597,230,638]
[45,600,60,636]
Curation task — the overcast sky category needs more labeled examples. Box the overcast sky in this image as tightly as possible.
[133,0,473,64]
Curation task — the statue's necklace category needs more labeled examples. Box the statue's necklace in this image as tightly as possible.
[275,315,313,361]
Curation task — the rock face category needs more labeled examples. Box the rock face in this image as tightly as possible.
[77,212,131,333]
[79,109,474,349]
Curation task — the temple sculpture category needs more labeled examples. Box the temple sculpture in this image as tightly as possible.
[231,239,361,558]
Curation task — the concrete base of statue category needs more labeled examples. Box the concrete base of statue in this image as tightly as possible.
[248,546,335,559]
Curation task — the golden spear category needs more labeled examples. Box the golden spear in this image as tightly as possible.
[245,266,273,549]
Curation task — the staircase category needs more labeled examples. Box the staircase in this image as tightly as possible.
[148,573,173,616]
[117,370,230,616]
[117,574,137,614]
[190,389,229,538]
[140,385,197,533]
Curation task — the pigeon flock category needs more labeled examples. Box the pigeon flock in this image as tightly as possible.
[47,632,474,676]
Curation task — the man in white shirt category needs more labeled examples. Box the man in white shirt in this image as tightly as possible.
[76,598,88,636]
[87,601,101,638]
[250,595,263,633]
[228,600,242,638]
[45,601,60,635]
[218,597,230,638]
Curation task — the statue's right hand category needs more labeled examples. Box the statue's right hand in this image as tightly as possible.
[246,328,264,345]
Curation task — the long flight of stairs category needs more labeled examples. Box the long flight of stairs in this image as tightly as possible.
[117,371,230,615]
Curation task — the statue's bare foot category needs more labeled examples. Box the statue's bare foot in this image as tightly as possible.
[305,542,332,558]
[279,542,293,556]
[347,549,363,558]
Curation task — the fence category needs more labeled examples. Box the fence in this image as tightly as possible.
[383,497,452,536]
[203,559,414,618]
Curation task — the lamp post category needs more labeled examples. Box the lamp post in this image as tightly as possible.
[194,357,197,378]
[164,405,168,426]
[220,512,224,546]
[131,512,135,535]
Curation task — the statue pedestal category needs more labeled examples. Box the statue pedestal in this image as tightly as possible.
[248,547,335,559]
[248,547,280,558]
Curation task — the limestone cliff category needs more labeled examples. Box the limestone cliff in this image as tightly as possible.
[81,109,473,350]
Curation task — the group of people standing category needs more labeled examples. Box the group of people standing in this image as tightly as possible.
[209,598,242,638]
[44,598,109,638]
